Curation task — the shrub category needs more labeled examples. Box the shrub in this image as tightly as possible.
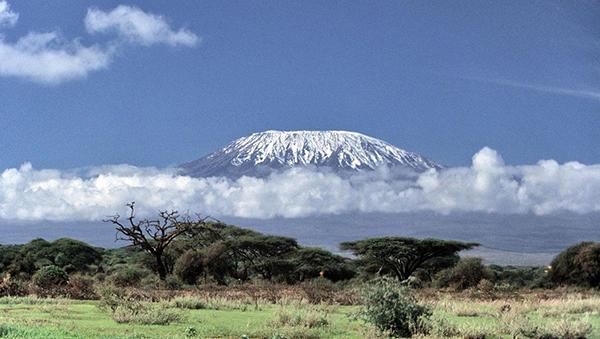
[171,296,207,310]
[108,266,151,287]
[65,275,97,300]
[32,265,68,289]
[357,277,431,337]
[434,257,490,290]
[140,274,161,290]
[174,250,205,284]
[549,242,595,287]
[299,279,336,304]
[112,304,182,325]
[271,307,329,328]
[0,274,27,297]
[163,275,182,289]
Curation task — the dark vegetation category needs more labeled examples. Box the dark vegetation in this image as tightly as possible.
[0,204,595,308]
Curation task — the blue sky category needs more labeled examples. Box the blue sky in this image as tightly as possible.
[0,0,599,170]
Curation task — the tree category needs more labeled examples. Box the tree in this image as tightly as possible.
[104,202,210,279]
[574,243,600,287]
[290,247,356,282]
[222,234,299,281]
[550,242,600,287]
[340,237,478,281]
[5,238,102,278]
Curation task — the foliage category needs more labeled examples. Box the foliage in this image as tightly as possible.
[105,202,216,279]
[65,274,97,300]
[0,238,102,279]
[112,304,182,325]
[271,306,330,329]
[290,247,356,282]
[171,296,207,309]
[222,234,299,281]
[341,237,477,281]
[300,279,338,304]
[488,265,548,289]
[31,265,68,289]
[357,277,431,337]
[108,265,152,287]
[550,242,600,287]
[174,249,205,284]
[434,257,491,290]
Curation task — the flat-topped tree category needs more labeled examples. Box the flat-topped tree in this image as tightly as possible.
[340,237,478,281]
[104,202,215,279]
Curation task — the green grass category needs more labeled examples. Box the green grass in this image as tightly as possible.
[0,298,366,338]
[1,293,600,338]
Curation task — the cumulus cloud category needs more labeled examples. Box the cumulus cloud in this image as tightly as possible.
[85,5,198,47]
[0,32,112,84]
[0,2,197,84]
[1,148,600,221]
[0,1,17,27]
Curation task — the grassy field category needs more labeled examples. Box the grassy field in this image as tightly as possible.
[0,297,365,339]
[0,292,598,338]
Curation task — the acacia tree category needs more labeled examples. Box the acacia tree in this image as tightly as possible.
[340,237,478,281]
[104,202,211,279]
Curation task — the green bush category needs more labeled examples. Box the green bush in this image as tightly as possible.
[163,275,182,289]
[174,250,205,284]
[271,307,329,329]
[31,265,68,289]
[108,266,151,287]
[550,242,600,287]
[112,304,182,325]
[434,257,491,290]
[171,296,207,310]
[357,277,431,337]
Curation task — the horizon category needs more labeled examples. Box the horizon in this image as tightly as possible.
[0,1,598,266]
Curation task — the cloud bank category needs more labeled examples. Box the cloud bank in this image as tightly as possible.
[1,148,599,222]
[0,2,197,84]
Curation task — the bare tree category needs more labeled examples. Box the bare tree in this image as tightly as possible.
[104,202,206,279]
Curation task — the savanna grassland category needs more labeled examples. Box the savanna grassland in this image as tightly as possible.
[0,288,597,338]
[0,209,599,338]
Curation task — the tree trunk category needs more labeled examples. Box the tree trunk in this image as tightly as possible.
[155,254,167,280]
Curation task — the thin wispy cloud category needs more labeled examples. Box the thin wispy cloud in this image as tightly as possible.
[466,77,600,102]
[85,5,199,47]
[0,2,198,84]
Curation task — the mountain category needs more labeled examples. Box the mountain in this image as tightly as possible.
[179,130,441,178]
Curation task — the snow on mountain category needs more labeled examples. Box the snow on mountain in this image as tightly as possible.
[179,130,441,178]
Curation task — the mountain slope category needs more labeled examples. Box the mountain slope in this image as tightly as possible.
[179,130,441,178]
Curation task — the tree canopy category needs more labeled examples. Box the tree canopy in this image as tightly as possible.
[549,241,600,287]
[340,237,478,281]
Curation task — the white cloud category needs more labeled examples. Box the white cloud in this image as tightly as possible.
[0,32,112,84]
[0,2,198,84]
[0,1,18,27]
[466,77,600,102]
[1,148,600,221]
[85,5,199,47]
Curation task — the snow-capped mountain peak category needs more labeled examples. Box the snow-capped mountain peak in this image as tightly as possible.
[179,130,441,178]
